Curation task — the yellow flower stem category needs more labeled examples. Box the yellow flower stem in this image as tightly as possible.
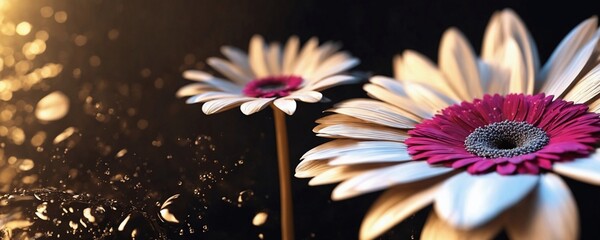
[271,105,295,240]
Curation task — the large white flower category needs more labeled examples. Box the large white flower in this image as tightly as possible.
[177,35,360,115]
[296,9,600,240]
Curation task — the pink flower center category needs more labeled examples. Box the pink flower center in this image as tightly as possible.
[406,94,600,175]
[242,75,303,98]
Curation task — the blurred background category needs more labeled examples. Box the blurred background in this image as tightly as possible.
[0,0,599,239]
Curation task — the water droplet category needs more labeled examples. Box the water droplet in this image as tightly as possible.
[35,91,69,121]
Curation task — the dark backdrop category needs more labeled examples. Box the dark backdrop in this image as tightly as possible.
[1,0,600,239]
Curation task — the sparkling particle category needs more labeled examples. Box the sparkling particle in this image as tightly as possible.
[15,22,32,36]
[53,127,76,144]
[89,55,101,67]
[252,212,268,226]
[35,91,70,121]
[54,11,68,23]
[74,35,87,46]
[40,6,54,18]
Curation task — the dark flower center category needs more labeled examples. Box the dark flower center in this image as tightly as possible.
[243,75,303,98]
[464,120,549,158]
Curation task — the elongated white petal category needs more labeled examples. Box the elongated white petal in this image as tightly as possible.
[553,149,600,185]
[421,211,503,240]
[176,83,213,97]
[403,82,457,112]
[563,63,600,104]
[266,42,282,76]
[309,164,391,186]
[394,50,460,100]
[439,28,482,100]
[329,147,411,165]
[240,98,275,115]
[435,172,538,229]
[302,140,407,161]
[274,98,297,115]
[332,99,420,129]
[360,182,441,240]
[481,11,503,61]
[308,75,357,91]
[315,114,369,125]
[332,161,453,200]
[221,46,253,76]
[207,57,253,84]
[506,173,578,240]
[249,35,270,77]
[314,122,409,142]
[182,70,213,81]
[282,36,300,74]
[286,91,323,103]
[201,97,253,115]
[186,92,241,104]
[292,37,319,76]
[539,16,597,85]
[310,57,360,82]
[541,34,599,98]
[502,38,528,94]
[182,70,242,93]
[295,159,333,178]
[363,83,433,119]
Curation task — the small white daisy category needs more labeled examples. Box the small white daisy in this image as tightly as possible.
[177,35,360,115]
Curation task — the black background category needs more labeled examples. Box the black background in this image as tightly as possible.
[3,0,600,239]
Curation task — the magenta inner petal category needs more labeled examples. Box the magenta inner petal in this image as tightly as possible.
[407,93,600,175]
[242,75,303,98]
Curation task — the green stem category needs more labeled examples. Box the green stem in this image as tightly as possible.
[272,105,294,240]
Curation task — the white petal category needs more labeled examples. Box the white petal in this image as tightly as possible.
[249,35,270,77]
[363,83,433,119]
[240,98,275,115]
[201,97,253,115]
[483,9,540,94]
[176,83,214,97]
[403,82,457,112]
[295,158,332,178]
[186,92,241,104]
[286,91,322,103]
[332,161,453,200]
[506,173,578,240]
[182,70,213,81]
[315,113,368,125]
[302,140,407,161]
[360,182,441,240]
[332,99,420,129]
[182,70,242,93]
[266,42,282,76]
[553,149,600,185]
[292,37,319,76]
[282,36,300,75]
[563,63,600,104]
[309,57,360,82]
[421,211,503,240]
[329,147,412,165]
[309,164,390,186]
[439,28,483,100]
[539,16,597,87]
[274,98,297,115]
[541,34,599,98]
[394,50,461,100]
[221,46,253,76]
[35,91,69,121]
[435,172,538,229]
[207,57,253,84]
[314,122,409,142]
[307,74,357,91]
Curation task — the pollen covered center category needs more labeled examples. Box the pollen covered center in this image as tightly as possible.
[464,120,549,158]
[243,75,302,98]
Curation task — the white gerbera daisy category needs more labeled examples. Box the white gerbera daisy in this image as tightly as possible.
[297,9,600,240]
[177,35,360,115]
